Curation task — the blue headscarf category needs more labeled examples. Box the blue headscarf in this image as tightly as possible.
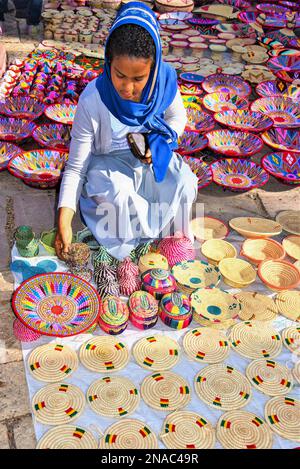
[96,1,178,183]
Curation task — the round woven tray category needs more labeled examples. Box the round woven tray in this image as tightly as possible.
[160,411,215,449]
[195,364,252,410]
[276,211,300,236]
[229,321,282,359]
[275,291,300,322]
[141,371,191,411]
[200,239,236,265]
[133,335,180,371]
[265,396,300,442]
[293,361,300,384]
[171,260,221,292]
[219,258,256,288]
[28,343,78,382]
[79,336,129,372]
[32,383,85,425]
[281,326,300,355]
[217,410,273,449]
[36,425,98,449]
[246,359,294,396]
[282,235,300,261]
[87,376,140,418]
[235,292,278,321]
[99,419,158,449]
[190,287,241,323]
[183,327,230,363]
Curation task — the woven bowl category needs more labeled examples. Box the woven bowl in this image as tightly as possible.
[185,107,215,133]
[213,110,274,133]
[201,239,237,265]
[190,216,229,242]
[202,73,251,97]
[219,258,257,288]
[0,118,36,142]
[0,142,22,171]
[261,128,300,153]
[229,217,282,238]
[241,238,286,265]
[207,130,264,157]
[261,151,300,185]
[255,80,300,98]
[0,96,46,120]
[210,158,269,192]
[203,92,249,113]
[32,123,71,151]
[182,156,212,190]
[178,130,208,155]
[251,97,300,129]
[44,103,77,125]
[258,259,300,291]
[282,235,300,261]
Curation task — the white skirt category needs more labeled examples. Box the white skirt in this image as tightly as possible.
[80,149,198,260]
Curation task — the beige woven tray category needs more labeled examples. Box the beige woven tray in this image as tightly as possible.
[246,359,294,396]
[275,291,300,322]
[281,326,300,355]
[265,396,300,442]
[79,336,129,372]
[133,335,180,371]
[235,292,278,321]
[183,327,230,363]
[36,425,98,449]
[99,419,158,449]
[28,343,78,382]
[229,321,282,359]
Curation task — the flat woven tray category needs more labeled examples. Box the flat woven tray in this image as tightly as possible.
[28,343,78,382]
[275,291,300,322]
[183,327,230,363]
[99,419,158,449]
[246,359,294,396]
[79,336,129,372]
[281,326,300,355]
[133,335,180,371]
[171,260,221,292]
[190,287,241,323]
[36,425,98,449]
[265,396,300,442]
[229,321,282,359]
[235,291,278,321]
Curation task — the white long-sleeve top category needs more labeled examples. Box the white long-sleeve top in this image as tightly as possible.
[58,78,187,212]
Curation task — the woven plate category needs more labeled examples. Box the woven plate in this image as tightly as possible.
[141,371,191,411]
[265,396,300,442]
[183,327,230,363]
[282,326,300,355]
[276,211,300,236]
[293,361,300,384]
[219,258,256,288]
[160,411,215,449]
[229,217,282,238]
[87,376,140,418]
[275,291,300,322]
[195,364,252,410]
[133,335,180,371]
[32,383,85,425]
[229,321,282,359]
[246,359,293,396]
[235,292,278,321]
[171,260,221,293]
[217,410,273,449]
[99,419,158,449]
[36,425,98,449]
[28,343,78,382]
[79,336,129,372]
[282,235,300,261]
[190,287,241,323]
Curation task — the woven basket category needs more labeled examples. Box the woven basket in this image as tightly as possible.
[219,258,256,288]
[282,235,300,261]
[294,260,300,272]
[258,259,300,292]
[241,238,285,265]
[276,210,300,236]
[201,239,237,265]
[229,217,282,239]
[190,216,229,242]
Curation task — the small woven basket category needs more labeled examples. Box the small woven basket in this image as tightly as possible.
[201,239,237,265]
[282,235,300,261]
[241,238,285,265]
[258,259,300,292]
[219,258,256,288]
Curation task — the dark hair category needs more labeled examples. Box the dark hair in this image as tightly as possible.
[106,24,156,64]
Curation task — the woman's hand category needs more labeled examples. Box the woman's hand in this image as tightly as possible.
[140,148,152,165]
[55,207,75,260]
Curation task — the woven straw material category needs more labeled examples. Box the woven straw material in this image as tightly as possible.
[87,376,140,418]
[235,292,278,321]
[275,291,300,322]
[219,258,256,288]
[79,336,129,372]
[265,396,300,442]
[160,411,215,449]
[13,318,42,342]
[217,410,273,449]
[229,217,282,239]
[191,288,241,324]
[138,252,169,273]
[229,321,282,359]
[276,210,300,236]
[282,326,300,355]
[190,216,229,241]
[241,238,285,265]
[258,259,300,292]
[133,335,180,371]
[141,371,191,411]
[171,260,221,293]
[293,361,300,384]
[183,327,230,363]
[28,343,78,382]
[36,425,98,449]
[294,260,300,272]
[282,236,300,261]
[201,239,237,265]
[99,419,158,449]
[246,359,294,396]
[195,364,252,410]
[32,383,85,425]
[128,291,158,320]
[193,317,237,330]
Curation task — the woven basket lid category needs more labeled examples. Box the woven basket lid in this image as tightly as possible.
[195,364,252,410]
[159,291,191,318]
[217,410,273,449]
[141,268,177,291]
[138,252,169,273]
[141,371,191,411]
[28,343,78,382]
[276,210,300,236]
[201,239,237,264]
[246,359,293,396]
[282,235,300,261]
[128,291,158,320]
[235,291,278,321]
[281,326,300,355]
[99,419,158,449]
[183,327,230,363]
[265,396,300,442]
[32,382,85,425]
[160,410,215,449]
[275,291,300,322]
[219,258,256,286]
[293,361,300,384]
[229,321,282,359]
[171,259,221,290]
[100,296,129,326]
[190,287,241,323]
[36,425,98,449]
[229,217,282,238]
[133,335,180,371]
[79,336,129,372]
[190,216,229,241]
[87,376,140,418]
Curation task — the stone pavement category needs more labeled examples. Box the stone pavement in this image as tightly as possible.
[0,13,299,449]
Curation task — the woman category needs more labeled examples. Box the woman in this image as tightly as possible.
[55,2,198,261]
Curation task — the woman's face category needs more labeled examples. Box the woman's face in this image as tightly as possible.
[110,55,153,102]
